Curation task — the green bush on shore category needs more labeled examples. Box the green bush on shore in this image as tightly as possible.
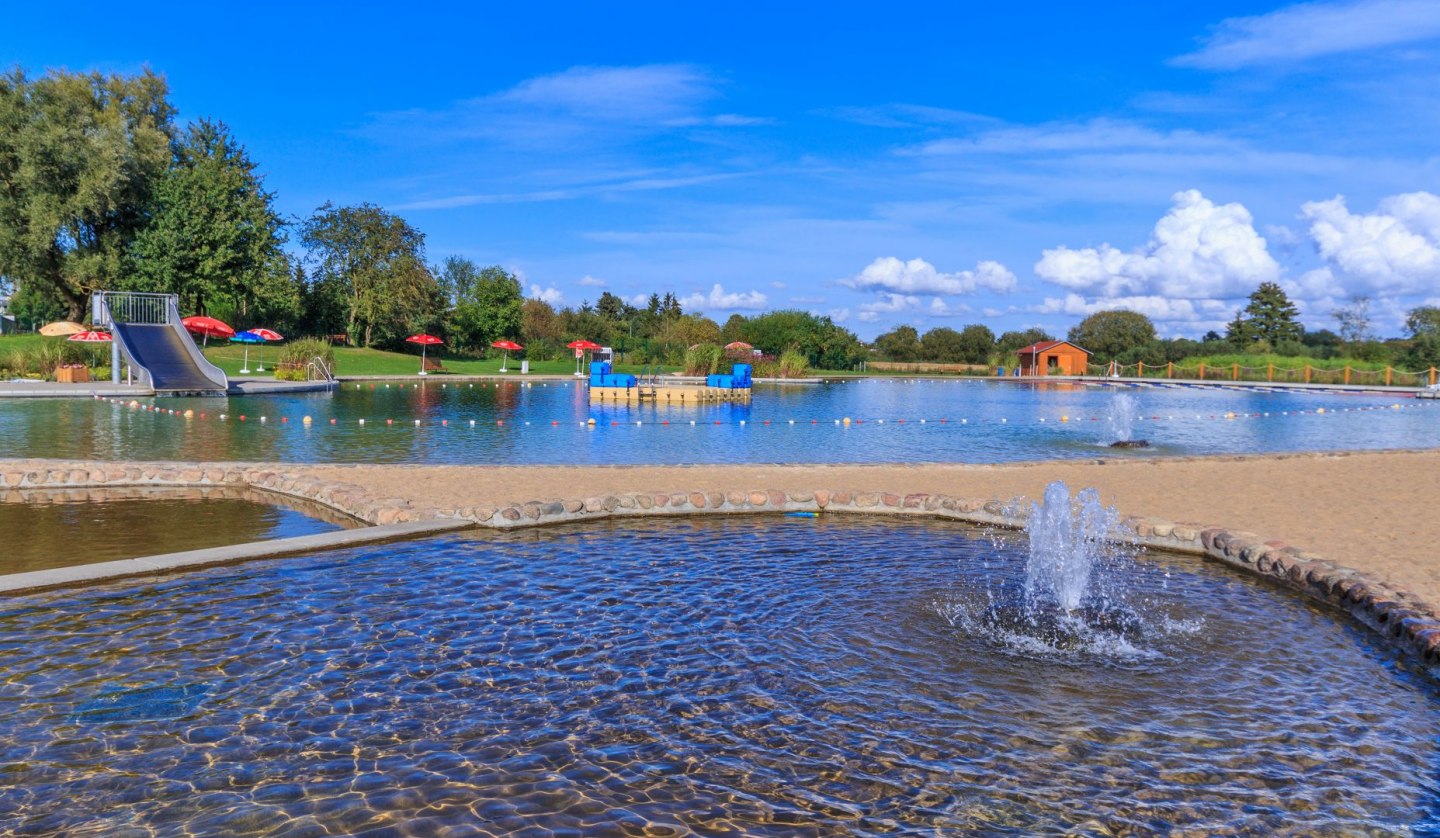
[274,338,336,381]
[683,343,724,376]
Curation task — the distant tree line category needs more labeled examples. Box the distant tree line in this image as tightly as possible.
[871,282,1440,371]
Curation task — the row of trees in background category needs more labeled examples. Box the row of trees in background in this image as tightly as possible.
[871,282,1440,372]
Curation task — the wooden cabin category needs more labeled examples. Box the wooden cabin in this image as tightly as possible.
[1016,340,1090,376]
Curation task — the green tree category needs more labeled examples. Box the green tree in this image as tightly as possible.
[919,327,966,362]
[956,324,997,364]
[997,327,1053,355]
[873,325,922,361]
[440,258,522,352]
[1068,310,1156,360]
[299,203,438,347]
[127,119,296,324]
[0,67,175,319]
[1405,305,1440,339]
[1230,282,1302,347]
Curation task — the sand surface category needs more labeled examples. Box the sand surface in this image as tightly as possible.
[302,449,1440,608]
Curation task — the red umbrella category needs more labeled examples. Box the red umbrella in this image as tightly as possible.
[490,339,523,373]
[181,315,235,346]
[405,333,443,375]
[566,339,603,376]
[67,331,112,342]
[248,328,284,370]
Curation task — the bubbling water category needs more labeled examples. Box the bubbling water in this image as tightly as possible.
[933,480,1200,660]
[1107,391,1139,443]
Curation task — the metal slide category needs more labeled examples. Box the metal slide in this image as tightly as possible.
[93,292,228,395]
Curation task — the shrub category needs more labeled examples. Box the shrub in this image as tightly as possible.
[683,343,723,376]
[274,338,336,381]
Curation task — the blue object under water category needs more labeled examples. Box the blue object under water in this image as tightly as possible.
[72,683,210,723]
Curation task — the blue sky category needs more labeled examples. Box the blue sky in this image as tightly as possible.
[8,0,1440,339]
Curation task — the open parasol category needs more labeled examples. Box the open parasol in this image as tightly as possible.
[405,333,443,376]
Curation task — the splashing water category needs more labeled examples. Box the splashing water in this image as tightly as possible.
[1025,481,1117,612]
[1107,391,1139,443]
[931,480,1201,661]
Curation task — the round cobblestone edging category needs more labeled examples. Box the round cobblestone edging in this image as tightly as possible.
[4,457,1437,679]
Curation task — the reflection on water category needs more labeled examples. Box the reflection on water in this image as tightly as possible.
[0,517,1436,834]
[2,379,1435,464]
[0,487,356,573]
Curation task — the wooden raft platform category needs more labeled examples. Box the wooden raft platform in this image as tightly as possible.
[589,384,752,403]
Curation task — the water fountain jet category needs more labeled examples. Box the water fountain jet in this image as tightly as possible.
[1107,391,1149,448]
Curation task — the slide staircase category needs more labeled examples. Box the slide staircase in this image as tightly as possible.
[92,292,228,395]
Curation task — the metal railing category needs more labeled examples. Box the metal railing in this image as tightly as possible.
[92,291,175,326]
[306,356,335,382]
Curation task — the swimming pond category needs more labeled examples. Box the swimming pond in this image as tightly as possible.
[0,517,1435,834]
[1,378,1435,465]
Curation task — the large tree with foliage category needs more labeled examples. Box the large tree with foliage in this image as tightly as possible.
[873,325,922,361]
[956,324,997,364]
[1068,310,1156,360]
[0,67,175,319]
[997,327,1053,355]
[438,257,523,352]
[300,203,438,346]
[725,310,865,369]
[1228,281,1302,347]
[127,119,296,325]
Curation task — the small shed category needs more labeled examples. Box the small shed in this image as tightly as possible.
[1016,340,1090,376]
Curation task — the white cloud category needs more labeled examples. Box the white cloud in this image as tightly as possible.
[908,118,1233,158]
[846,257,1017,295]
[928,297,972,317]
[679,284,768,312]
[1301,191,1440,293]
[827,308,851,323]
[770,281,786,289]
[529,284,563,305]
[858,293,920,316]
[499,64,714,122]
[1174,0,1440,70]
[578,275,607,287]
[1034,189,1279,298]
[625,293,649,307]
[1033,293,1231,323]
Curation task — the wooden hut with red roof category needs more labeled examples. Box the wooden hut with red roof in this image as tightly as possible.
[1016,339,1090,376]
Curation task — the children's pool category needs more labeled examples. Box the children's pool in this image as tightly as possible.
[1,379,1435,465]
[0,517,1435,834]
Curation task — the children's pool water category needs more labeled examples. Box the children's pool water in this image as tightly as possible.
[1,379,1435,464]
[0,517,1435,834]
[0,488,357,573]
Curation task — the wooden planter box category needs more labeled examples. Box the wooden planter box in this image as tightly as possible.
[56,367,90,383]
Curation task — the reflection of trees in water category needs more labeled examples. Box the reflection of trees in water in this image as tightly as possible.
[0,487,356,574]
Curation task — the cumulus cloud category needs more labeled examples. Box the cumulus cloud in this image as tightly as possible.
[827,308,851,323]
[578,275,606,287]
[928,298,972,317]
[1174,0,1440,70]
[529,284,563,305]
[858,293,920,315]
[679,284,768,312]
[846,257,1017,295]
[1034,189,1280,299]
[1033,293,1231,323]
[1302,192,1440,293]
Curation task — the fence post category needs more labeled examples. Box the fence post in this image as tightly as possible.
[1138,361,1144,377]
[1432,367,1437,386]
[1167,362,1173,378]
[1198,362,1205,379]
[1267,363,1273,382]
[1386,367,1392,386]
[1344,366,1351,385]
[1232,364,1239,381]
[1305,365,1312,384]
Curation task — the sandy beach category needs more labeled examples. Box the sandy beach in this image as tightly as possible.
[296,448,1440,608]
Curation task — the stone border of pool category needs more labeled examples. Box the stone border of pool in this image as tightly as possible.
[3,457,1438,679]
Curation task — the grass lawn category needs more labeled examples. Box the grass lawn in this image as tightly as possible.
[201,343,675,378]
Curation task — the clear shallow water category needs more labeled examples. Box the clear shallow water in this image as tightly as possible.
[1,378,1435,465]
[0,518,1436,835]
[0,489,355,574]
